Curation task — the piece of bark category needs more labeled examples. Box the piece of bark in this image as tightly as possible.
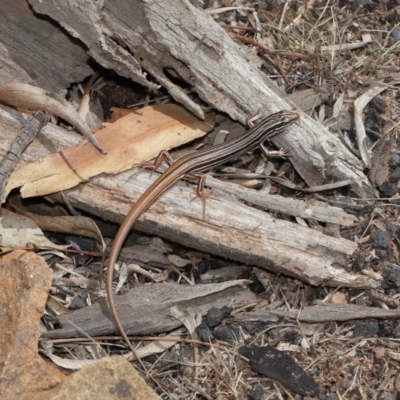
[369,137,396,188]
[199,265,251,284]
[354,85,387,168]
[299,304,400,323]
[0,111,49,204]
[0,83,106,155]
[288,88,330,113]
[239,345,320,396]
[42,280,257,339]
[205,176,358,226]
[267,303,400,323]
[233,311,280,324]
[0,106,82,163]
[64,170,371,288]
[28,0,376,198]
[0,209,69,250]
[0,0,92,91]
[121,165,357,226]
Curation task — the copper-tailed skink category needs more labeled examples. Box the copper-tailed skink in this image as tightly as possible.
[106,110,299,367]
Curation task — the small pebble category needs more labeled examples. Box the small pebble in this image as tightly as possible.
[206,306,232,328]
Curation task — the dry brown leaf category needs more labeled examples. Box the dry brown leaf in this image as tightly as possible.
[353,85,387,168]
[106,106,136,123]
[19,209,106,252]
[373,346,387,360]
[0,210,68,250]
[132,328,184,359]
[168,254,192,267]
[330,292,347,304]
[3,104,214,201]
[395,372,400,392]
[41,352,95,370]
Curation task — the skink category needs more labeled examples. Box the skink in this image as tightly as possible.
[106,110,299,367]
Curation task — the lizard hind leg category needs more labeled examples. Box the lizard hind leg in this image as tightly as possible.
[129,150,175,180]
[189,173,215,220]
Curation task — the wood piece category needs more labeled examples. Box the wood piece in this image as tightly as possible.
[28,0,376,198]
[0,106,81,163]
[65,170,368,288]
[268,176,352,193]
[0,0,92,91]
[369,137,396,188]
[206,176,358,226]
[233,311,280,324]
[0,111,49,204]
[42,280,257,339]
[288,88,329,113]
[0,83,106,155]
[309,303,400,321]
[267,303,400,323]
[354,85,387,168]
[199,265,251,284]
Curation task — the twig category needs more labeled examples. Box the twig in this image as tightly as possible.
[227,32,291,85]
[268,177,352,192]
[353,85,387,168]
[220,24,258,32]
[0,82,107,155]
[285,0,317,31]
[0,111,50,205]
[278,0,291,31]
[46,335,251,363]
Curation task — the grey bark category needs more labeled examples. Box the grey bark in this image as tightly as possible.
[0,111,49,205]
[0,0,92,91]
[42,280,257,338]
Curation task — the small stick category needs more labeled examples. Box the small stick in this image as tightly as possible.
[228,32,292,85]
[0,111,50,205]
